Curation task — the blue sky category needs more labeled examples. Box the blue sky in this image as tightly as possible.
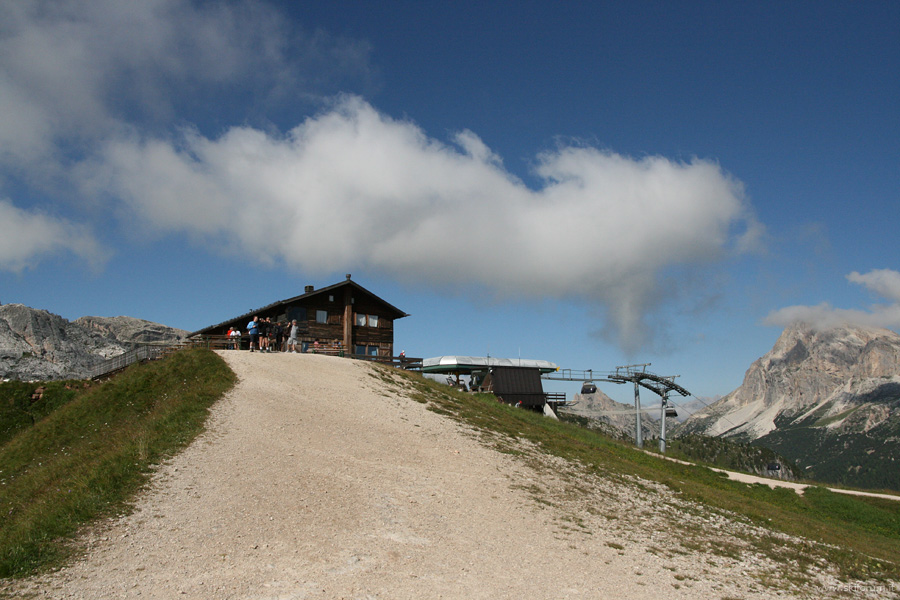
[1,0,898,404]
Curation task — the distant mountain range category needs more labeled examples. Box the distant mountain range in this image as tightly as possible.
[5,301,898,490]
[677,323,900,490]
[0,304,187,381]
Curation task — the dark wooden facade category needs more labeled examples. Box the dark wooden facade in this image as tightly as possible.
[482,367,549,409]
[191,275,408,356]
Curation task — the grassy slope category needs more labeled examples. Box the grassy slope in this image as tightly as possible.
[0,348,235,577]
[2,353,899,588]
[0,381,85,447]
[375,366,900,586]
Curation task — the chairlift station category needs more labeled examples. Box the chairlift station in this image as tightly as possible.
[423,357,691,453]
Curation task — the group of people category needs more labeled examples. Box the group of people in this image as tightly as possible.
[225,316,335,354]
[239,316,290,352]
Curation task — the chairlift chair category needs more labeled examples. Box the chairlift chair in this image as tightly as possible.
[664,404,678,418]
[580,382,597,395]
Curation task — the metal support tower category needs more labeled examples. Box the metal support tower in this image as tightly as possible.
[633,379,643,447]
[658,392,672,453]
[605,363,691,452]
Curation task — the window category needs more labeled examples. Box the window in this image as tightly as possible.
[355,313,379,327]
[287,307,307,322]
[316,310,328,324]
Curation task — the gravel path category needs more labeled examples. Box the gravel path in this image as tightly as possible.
[3,352,875,599]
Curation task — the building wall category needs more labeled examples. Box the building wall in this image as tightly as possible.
[204,280,402,357]
[280,302,394,356]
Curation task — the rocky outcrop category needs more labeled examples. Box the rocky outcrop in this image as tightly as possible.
[74,316,186,345]
[0,304,187,381]
[677,323,900,489]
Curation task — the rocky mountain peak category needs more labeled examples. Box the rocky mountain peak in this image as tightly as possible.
[766,323,900,375]
[691,323,900,436]
[677,322,900,490]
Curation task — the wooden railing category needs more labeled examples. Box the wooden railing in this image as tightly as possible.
[90,335,421,381]
[194,334,244,350]
[347,353,423,370]
[191,335,422,370]
[545,392,567,403]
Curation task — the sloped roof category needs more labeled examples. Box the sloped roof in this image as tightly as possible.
[191,277,408,336]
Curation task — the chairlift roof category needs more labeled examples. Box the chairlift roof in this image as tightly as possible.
[421,356,558,374]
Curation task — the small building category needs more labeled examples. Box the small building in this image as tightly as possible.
[191,275,408,357]
[481,366,549,409]
[421,355,564,413]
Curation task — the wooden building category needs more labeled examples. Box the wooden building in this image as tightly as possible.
[191,275,408,356]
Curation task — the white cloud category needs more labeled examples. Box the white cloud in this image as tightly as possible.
[0,0,375,270]
[0,199,105,272]
[80,96,760,353]
[0,1,763,354]
[764,269,900,331]
[847,269,900,303]
[0,0,375,171]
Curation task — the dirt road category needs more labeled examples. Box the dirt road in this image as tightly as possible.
[4,352,878,598]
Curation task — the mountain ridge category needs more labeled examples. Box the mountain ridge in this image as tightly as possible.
[677,322,900,490]
[0,304,187,381]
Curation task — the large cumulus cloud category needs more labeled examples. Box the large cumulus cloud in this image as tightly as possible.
[80,96,760,352]
[0,0,762,353]
[0,0,374,270]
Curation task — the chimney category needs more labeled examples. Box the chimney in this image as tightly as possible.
[346,273,351,281]
[304,285,314,293]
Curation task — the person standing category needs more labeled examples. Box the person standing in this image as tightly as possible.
[288,319,300,353]
[265,317,275,352]
[273,320,284,352]
[259,318,269,352]
[247,316,260,352]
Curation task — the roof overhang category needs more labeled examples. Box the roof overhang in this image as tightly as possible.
[421,355,558,374]
[189,277,408,337]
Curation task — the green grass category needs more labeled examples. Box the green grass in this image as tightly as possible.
[4,353,899,588]
[0,348,235,577]
[380,366,900,586]
[0,381,86,446]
